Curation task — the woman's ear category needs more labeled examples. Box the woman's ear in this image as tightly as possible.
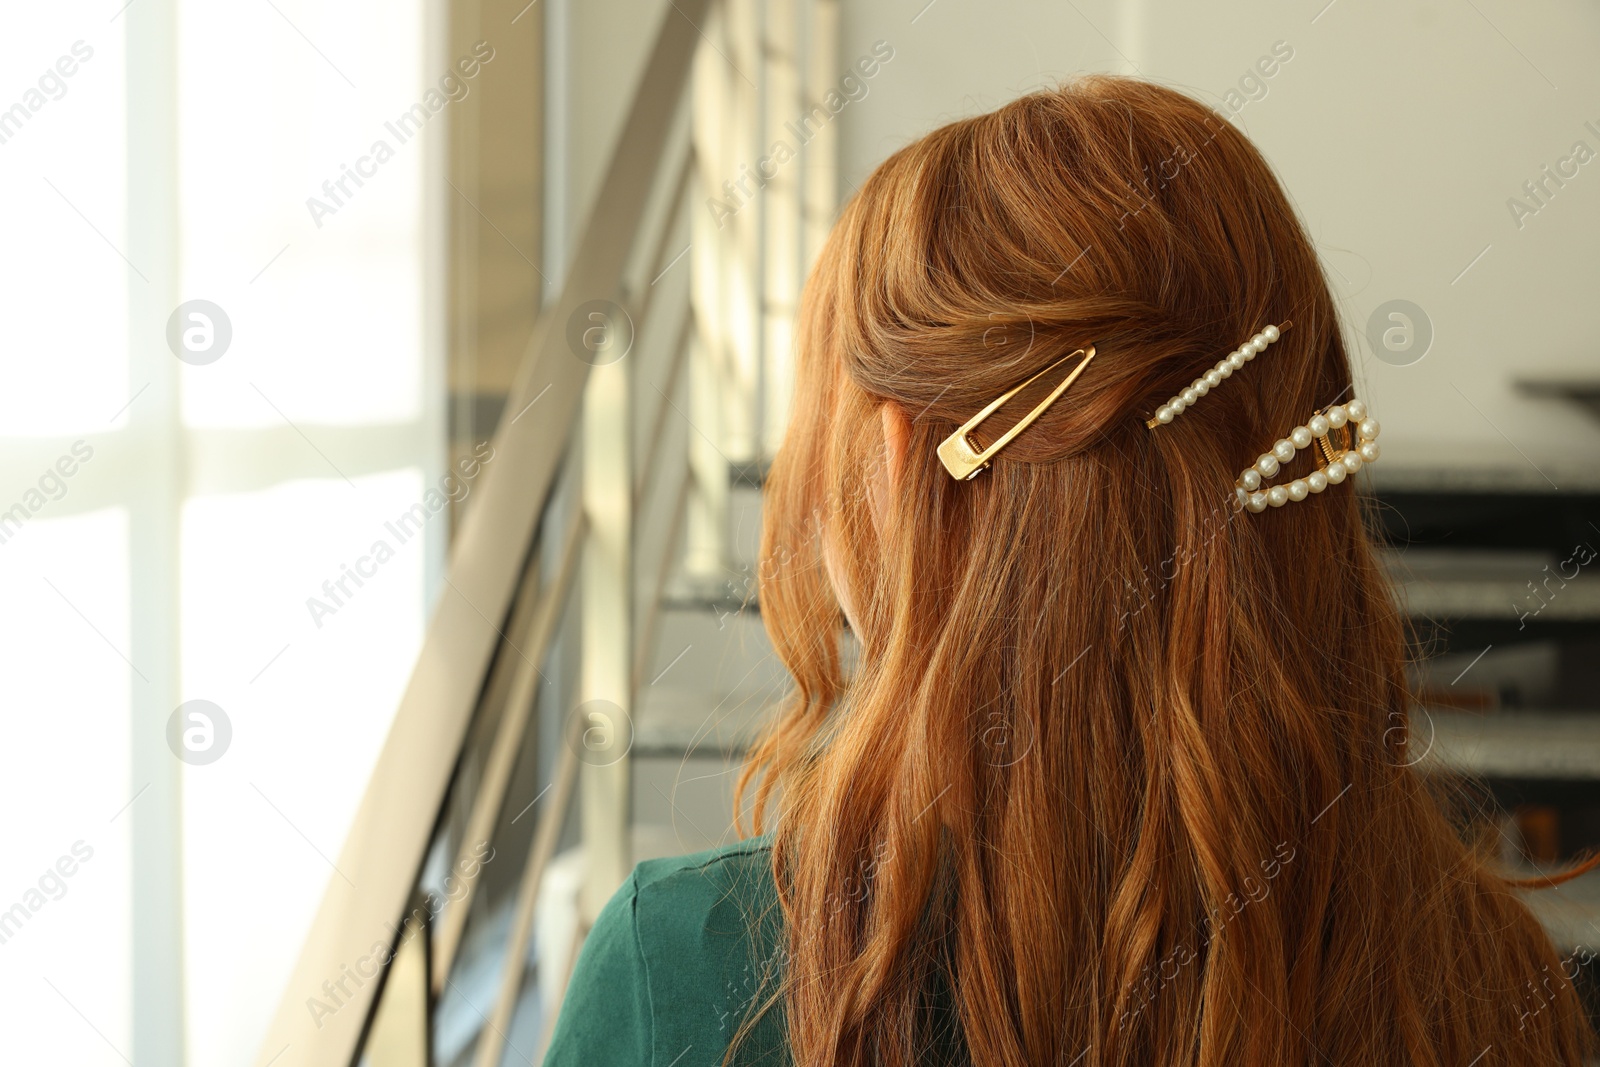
[881,401,911,485]
[872,402,913,534]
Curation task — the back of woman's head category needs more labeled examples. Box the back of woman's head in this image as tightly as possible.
[739,75,1595,1066]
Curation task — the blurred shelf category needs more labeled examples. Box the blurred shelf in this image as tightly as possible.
[1385,549,1600,623]
[1370,463,1600,494]
[1412,709,1600,780]
[1516,376,1600,427]
[1517,866,1600,954]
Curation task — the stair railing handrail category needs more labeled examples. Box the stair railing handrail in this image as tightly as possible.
[252,2,713,1062]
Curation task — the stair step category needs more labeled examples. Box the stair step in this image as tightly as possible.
[634,606,787,758]
[634,685,781,758]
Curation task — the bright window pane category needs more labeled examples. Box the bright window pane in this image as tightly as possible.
[180,470,426,1065]
[0,507,133,1062]
[0,13,128,435]
[176,0,425,428]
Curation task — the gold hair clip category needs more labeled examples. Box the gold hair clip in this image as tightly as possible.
[937,346,1096,481]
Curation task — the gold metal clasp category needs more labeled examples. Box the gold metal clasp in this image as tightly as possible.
[937,345,1096,481]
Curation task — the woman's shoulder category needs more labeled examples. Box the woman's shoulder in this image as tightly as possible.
[631,833,777,922]
[630,836,788,1059]
[544,835,788,1066]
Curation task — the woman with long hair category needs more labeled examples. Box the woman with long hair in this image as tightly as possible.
[543,74,1598,1066]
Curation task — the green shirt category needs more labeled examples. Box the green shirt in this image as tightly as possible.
[542,836,790,1066]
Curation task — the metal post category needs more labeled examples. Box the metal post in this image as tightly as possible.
[579,351,632,923]
[126,0,188,1061]
[762,0,799,458]
[686,0,735,585]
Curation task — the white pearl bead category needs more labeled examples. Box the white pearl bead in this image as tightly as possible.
[1326,405,1347,428]
[1235,486,1249,509]
[1181,387,1198,404]
[1249,336,1267,354]
[1193,380,1210,397]
[1267,485,1289,507]
[1325,461,1347,484]
[1358,440,1381,462]
[1170,396,1184,410]
[1247,492,1268,513]
[1256,454,1279,477]
[1359,417,1380,441]
[1204,369,1223,387]
[1347,399,1366,419]
[1272,439,1296,463]
[1288,479,1309,501]
[1341,451,1362,473]
[1240,468,1262,491]
[1263,324,1280,343]
[1228,352,1247,368]
[1156,406,1174,424]
[1308,414,1329,436]
[1307,470,1328,493]
[1216,361,1232,379]
[1290,426,1313,449]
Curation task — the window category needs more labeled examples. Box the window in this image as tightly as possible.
[0,2,443,1063]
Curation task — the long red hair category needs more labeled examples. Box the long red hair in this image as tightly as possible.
[737,75,1597,1066]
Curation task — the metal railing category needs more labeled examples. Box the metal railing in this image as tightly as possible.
[253,0,838,1062]
[251,1,707,1061]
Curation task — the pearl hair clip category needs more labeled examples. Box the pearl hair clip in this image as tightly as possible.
[1234,397,1381,513]
[1145,322,1291,429]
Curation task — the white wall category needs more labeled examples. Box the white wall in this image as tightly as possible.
[836,0,1600,489]
[550,0,674,282]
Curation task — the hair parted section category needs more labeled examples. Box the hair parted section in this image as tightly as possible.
[732,74,1598,1067]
